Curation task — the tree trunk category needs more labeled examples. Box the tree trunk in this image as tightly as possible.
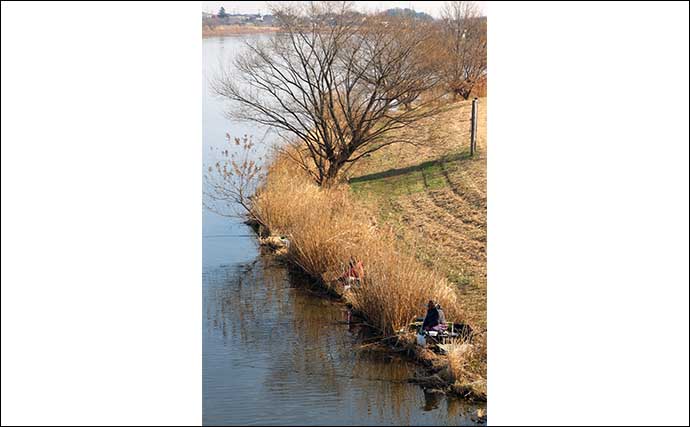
[322,156,348,187]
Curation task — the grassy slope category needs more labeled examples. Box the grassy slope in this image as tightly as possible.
[348,98,487,329]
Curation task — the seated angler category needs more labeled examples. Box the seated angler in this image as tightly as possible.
[422,300,447,332]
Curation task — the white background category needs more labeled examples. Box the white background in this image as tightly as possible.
[1,1,688,426]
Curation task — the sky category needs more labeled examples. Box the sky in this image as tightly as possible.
[202,1,487,18]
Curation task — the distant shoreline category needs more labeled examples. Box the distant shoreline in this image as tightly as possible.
[202,25,280,38]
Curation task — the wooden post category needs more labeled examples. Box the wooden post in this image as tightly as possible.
[470,97,479,156]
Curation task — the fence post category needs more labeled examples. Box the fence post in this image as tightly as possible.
[470,97,479,156]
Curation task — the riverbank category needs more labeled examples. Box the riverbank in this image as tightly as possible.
[204,34,486,424]
[202,25,279,38]
[246,98,487,400]
[255,229,486,401]
[348,98,487,333]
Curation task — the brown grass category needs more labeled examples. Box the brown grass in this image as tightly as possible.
[250,97,487,399]
[202,25,280,38]
[251,153,464,336]
[347,97,487,399]
[348,98,487,330]
[447,340,487,399]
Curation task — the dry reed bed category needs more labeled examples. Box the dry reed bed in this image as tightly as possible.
[446,340,487,399]
[250,152,486,399]
[252,155,461,333]
[202,25,280,38]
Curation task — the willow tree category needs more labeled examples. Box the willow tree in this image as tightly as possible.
[212,1,444,186]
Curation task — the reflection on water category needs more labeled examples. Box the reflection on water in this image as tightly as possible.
[203,255,484,426]
[202,35,485,426]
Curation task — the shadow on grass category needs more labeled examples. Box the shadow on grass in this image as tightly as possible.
[349,150,471,185]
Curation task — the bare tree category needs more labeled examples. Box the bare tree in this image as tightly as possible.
[204,134,264,219]
[440,1,487,100]
[212,1,444,186]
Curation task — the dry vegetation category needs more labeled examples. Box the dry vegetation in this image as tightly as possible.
[251,153,462,336]
[447,341,487,398]
[349,98,487,399]
[246,97,487,399]
[348,98,487,330]
[202,25,280,38]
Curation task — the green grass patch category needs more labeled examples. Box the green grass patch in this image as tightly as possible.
[447,272,473,288]
[349,150,470,198]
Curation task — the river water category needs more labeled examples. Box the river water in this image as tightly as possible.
[202,35,486,426]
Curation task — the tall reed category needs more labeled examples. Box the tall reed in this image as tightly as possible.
[251,153,464,335]
[446,337,487,398]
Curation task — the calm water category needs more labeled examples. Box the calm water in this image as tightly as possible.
[202,35,486,426]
